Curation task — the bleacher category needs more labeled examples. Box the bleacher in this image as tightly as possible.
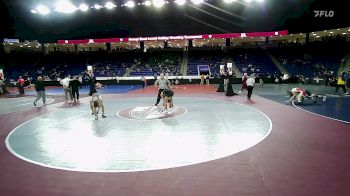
[270,43,344,77]
[187,50,226,76]
[229,49,280,77]
[130,51,182,76]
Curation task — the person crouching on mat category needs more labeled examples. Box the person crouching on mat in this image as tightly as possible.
[161,88,174,114]
[90,93,106,120]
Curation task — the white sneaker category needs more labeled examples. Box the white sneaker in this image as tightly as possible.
[323,96,327,101]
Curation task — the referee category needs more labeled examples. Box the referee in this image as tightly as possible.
[154,73,171,106]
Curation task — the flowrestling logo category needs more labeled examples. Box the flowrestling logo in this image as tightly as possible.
[314,10,334,17]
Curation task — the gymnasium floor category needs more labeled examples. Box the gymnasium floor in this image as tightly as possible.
[0,84,349,196]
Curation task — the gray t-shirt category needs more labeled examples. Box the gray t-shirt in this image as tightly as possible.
[154,78,170,89]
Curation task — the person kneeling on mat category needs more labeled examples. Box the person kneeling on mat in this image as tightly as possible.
[161,88,174,114]
[90,93,106,120]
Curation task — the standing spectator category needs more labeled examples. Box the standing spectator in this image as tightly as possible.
[275,76,280,83]
[60,76,72,103]
[200,74,205,85]
[33,76,46,106]
[335,71,348,94]
[246,74,255,100]
[206,74,210,86]
[69,76,82,102]
[17,76,25,95]
[0,79,5,94]
[141,75,146,89]
[258,78,264,88]
[174,77,180,85]
[282,73,289,85]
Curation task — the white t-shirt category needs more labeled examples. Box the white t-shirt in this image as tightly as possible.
[60,78,70,87]
[246,78,255,87]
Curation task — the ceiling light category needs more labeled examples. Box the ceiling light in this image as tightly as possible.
[224,0,237,3]
[36,5,50,15]
[144,1,152,6]
[192,0,204,5]
[153,0,165,8]
[105,2,116,9]
[175,0,187,5]
[125,1,135,8]
[94,4,103,9]
[55,1,77,13]
[79,4,89,12]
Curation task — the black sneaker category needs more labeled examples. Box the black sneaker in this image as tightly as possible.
[33,102,37,106]
[102,114,106,118]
